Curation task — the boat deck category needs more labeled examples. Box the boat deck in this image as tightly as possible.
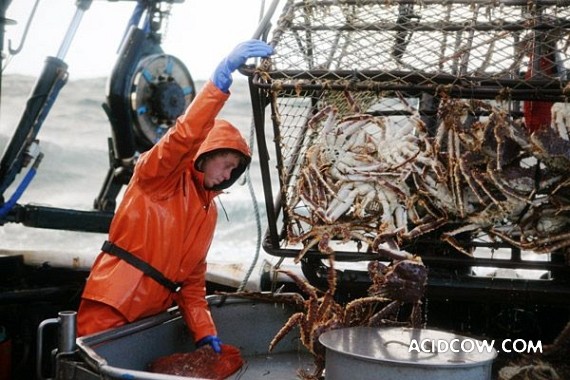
[230,352,314,379]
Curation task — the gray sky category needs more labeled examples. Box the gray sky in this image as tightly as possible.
[3,0,276,80]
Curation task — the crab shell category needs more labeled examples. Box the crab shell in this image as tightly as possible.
[368,259,428,303]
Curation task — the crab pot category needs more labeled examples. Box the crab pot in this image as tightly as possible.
[319,327,497,380]
[244,0,570,300]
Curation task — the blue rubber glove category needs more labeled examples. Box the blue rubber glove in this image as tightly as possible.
[211,39,274,92]
[196,335,222,353]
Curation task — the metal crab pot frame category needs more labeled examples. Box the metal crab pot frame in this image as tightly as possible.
[245,0,570,299]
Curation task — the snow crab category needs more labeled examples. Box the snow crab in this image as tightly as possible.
[286,103,428,262]
[290,105,416,225]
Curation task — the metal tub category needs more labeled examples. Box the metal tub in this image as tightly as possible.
[320,326,497,380]
[62,295,312,379]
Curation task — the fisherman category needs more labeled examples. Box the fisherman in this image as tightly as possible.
[76,39,274,354]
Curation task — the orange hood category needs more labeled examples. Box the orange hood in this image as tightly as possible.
[194,119,251,191]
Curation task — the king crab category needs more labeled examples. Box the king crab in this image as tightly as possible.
[271,257,427,379]
[219,256,427,380]
[351,257,428,328]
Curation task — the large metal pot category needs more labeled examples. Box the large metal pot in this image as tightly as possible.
[320,326,497,380]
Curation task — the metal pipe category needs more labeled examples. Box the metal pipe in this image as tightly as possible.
[57,311,77,354]
[56,0,92,59]
[7,0,40,55]
[251,0,281,40]
[36,317,57,380]
[36,311,78,380]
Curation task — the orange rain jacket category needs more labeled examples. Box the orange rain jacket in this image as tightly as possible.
[80,80,251,341]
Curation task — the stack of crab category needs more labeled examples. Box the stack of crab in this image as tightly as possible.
[286,96,570,262]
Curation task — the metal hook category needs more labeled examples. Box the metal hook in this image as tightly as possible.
[8,0,41,55]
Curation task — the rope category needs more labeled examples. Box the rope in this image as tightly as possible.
[235,0,267,292]
[236,118,263,292]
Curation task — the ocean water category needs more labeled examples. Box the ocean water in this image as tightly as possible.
[0,74,282,275]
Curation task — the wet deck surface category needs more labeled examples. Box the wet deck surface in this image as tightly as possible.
[230,352,315,379]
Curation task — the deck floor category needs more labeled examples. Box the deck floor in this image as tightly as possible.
[229,351,315,379]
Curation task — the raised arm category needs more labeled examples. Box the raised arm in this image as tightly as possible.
[135,40,274,183]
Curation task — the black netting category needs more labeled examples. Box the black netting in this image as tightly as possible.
[258,0,570,98]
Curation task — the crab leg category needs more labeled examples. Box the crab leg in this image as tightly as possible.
[269,313,304,352]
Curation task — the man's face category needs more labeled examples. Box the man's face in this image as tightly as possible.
[202,152,241,189]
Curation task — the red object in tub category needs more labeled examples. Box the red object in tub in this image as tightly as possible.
[149,344,244,379]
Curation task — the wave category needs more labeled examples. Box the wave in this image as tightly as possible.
[0,75,279,269]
